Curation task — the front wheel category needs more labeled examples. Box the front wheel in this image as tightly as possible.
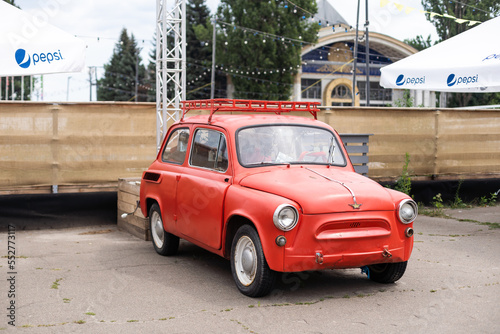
[367,261,407,283]
[230,225,276,297]
[149,203,179,256]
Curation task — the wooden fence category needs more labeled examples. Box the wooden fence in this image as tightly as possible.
[1,101,499,194]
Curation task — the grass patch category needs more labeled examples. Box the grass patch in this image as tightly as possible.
[478,222,500,230]
[51,278,63,289]
[78,229,113,235]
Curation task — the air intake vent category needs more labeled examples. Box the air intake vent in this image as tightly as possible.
[350,222,361,228]
[143,172,161,182]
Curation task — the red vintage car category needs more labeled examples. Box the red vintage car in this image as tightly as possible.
[140,99,417,297]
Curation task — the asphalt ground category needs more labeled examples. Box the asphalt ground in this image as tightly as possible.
[1,205,499,333]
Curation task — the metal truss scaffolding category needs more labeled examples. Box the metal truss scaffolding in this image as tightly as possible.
[156,0,186,151]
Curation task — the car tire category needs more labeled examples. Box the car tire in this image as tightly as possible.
[230,225,276,297]
[367,261,407,283]
[149,203,179,256]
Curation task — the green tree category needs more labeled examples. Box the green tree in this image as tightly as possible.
[186,0,213,99]
[97,28,146,101]
[216,0,319,100]
[146,0,218,101]
[421,0,500,107]
[0,77,31,101]
[404,34,434,51]
[3,0,18,6]
[145,34,157,102]
[421,0,499,42]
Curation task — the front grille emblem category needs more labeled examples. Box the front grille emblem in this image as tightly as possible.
[349,202,362,210]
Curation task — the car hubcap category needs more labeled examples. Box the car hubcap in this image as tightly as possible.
[235,236,257,286]
[151,211,164,248]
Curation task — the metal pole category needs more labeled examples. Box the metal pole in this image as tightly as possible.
[181,0,186,102]
[89,68,92,101]
[67,76,72,101]
[352,0,360,106]
[365,0,370,106]
[21,76,24,101]
[135,53,139,102]
[95,69,99,99]
[210,16,216,99]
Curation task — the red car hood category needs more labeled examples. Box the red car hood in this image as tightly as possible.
[238,166,396,214]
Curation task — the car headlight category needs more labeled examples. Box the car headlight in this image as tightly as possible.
[273,204,299,231]
[398,199,418,224]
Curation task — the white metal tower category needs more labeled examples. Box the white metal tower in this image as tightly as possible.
[156,0,186,151]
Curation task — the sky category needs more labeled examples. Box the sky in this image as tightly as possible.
[12,0,438,102]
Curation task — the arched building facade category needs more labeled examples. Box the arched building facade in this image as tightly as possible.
[294,2,436,107]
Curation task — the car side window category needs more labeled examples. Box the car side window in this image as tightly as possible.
[190,128,228,172]
[162,128,190,164]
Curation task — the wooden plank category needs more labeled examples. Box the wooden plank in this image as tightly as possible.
[349,156,369,164]
[339,134,372,144]
[353,165,369,175]
[118,178,141,196]
[117,213,149,241]
[117,198,145,219]
[118,191,140,207]
[344,145,369,154]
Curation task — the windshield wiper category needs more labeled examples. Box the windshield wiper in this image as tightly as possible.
[245,162,291,167]
[327,137,335,165]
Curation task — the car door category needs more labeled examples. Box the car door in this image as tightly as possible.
[175,127,232,250]
[156,126,191,235]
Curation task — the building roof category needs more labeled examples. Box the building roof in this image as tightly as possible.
[314,0,349,27]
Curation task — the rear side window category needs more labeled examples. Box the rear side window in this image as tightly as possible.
[162,128,190,164]
[190,128,228,172]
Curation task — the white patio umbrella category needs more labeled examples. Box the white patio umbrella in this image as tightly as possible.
[380,16,500,92]
[0,1,85,76]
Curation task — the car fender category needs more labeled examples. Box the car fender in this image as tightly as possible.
[223,185,301,272]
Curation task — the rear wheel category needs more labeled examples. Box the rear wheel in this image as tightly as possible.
[230,225,276,297]
[149,203,179,256]
[367,261,407,283]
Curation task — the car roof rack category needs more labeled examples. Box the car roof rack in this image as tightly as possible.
[180,99,320,122]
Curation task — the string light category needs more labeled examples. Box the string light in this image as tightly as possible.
[382,0,484,25]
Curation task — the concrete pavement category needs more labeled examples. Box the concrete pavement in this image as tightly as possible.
[1,205,499,333]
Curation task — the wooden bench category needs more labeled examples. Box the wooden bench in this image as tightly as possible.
[339,134,372,176]
[117,178,149,240]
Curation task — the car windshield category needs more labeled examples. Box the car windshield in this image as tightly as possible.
[237,125,346,167]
